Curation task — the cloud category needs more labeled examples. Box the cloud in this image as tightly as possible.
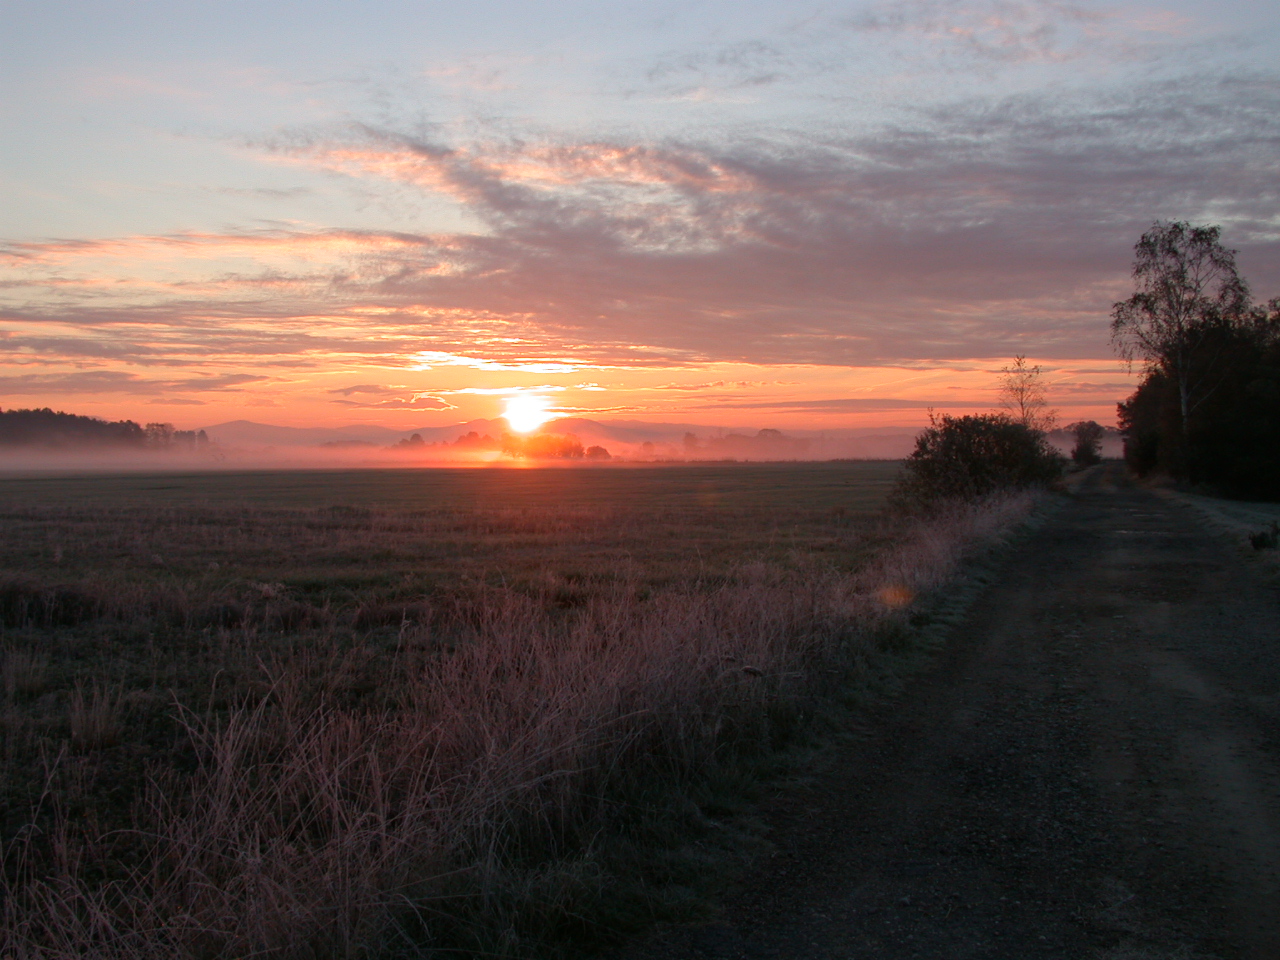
[693,397,953,411]
[0,334,162,360]
[847,0,1115,64]
[148,397,207,405]
[0,371,268,395]
[327,383,405,396]
[653,380,787,391]
[442,385,566,395]
[330,393,455,410]
[646,39,792,92]
[409,351,590,373]
[213,186,314,200]
[634,0,1189,102]
[3,73,1279,382]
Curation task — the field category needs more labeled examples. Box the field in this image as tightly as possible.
[0,461,1026,959]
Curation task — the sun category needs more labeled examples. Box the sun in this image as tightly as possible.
[503,394,553,433]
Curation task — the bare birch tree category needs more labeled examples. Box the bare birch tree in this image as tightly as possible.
[1110,221,1250,445]
[998,356,1056,432]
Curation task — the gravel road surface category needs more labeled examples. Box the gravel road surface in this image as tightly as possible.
[618,465,1280,960]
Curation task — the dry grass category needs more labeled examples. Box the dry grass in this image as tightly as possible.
[67,682,124,751]
[0,465,1034,958]
[2,646,48,699]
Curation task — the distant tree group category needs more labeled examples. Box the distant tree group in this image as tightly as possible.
[144,422,209,450]
[502,433,593,459]
[679,428,810,460]
[389,431,502,453]
[1112,221,1280,498]
[0,407,146,447]
[0,408,208,451]
[385,430,611,460]
[1068,420,1106,466]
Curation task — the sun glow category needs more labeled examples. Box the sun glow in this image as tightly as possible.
[503,394,553,433]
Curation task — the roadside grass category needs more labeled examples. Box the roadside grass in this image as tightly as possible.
[1158,487,1280,575]
[0,463,1033,958]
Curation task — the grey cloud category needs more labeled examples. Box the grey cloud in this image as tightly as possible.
[214,186,314,199]
[645,39,791,91]
[0,371,269,396]
[0,334,160,359]
[327,383,403,396]
[848,0,1108,63]
[331,76,1279,363]
[693,398,957,411]
[0,371,144,395]
[167,374,269,391]
[634,0,1179,102]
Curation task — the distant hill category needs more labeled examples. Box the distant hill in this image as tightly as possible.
[198,420,409,447]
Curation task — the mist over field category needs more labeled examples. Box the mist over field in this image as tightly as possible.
[0,412,925,472]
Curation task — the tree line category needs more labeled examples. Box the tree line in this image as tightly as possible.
[0,408,208,450]
[1111,221,1279,499]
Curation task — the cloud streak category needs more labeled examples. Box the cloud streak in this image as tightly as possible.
[0,371,268,395]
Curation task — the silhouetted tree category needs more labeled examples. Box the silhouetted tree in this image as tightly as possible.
[1111,221,1251,462]
[145,423,175,448]
[1108,221,1280,496]
[1069,420,1105,466]
[1117,370,1174,477]
[998,356,1056,431]
[1118,298,1280,496]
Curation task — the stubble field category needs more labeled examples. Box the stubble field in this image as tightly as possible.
[0,461,1025,959]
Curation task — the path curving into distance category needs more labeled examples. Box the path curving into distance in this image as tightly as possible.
[619,464,1280,960]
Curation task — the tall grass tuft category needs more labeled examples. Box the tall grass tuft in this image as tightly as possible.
[2,646,49,700]
[67,682,124,751]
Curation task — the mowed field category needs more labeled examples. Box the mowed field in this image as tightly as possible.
[0,462,902,595]
[0,460,1024,960]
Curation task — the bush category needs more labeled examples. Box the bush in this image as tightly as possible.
[894,413,1065,509]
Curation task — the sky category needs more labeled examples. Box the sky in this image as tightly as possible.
[2,0,1278,432]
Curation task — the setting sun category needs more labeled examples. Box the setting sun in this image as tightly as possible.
[503,394,553,433]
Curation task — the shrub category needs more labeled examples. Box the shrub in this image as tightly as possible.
[894,413,1065,508]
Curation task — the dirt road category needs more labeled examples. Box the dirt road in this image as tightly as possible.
[621,466,1280,960]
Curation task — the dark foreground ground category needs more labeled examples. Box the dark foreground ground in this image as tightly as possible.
[618,465,1280,960]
